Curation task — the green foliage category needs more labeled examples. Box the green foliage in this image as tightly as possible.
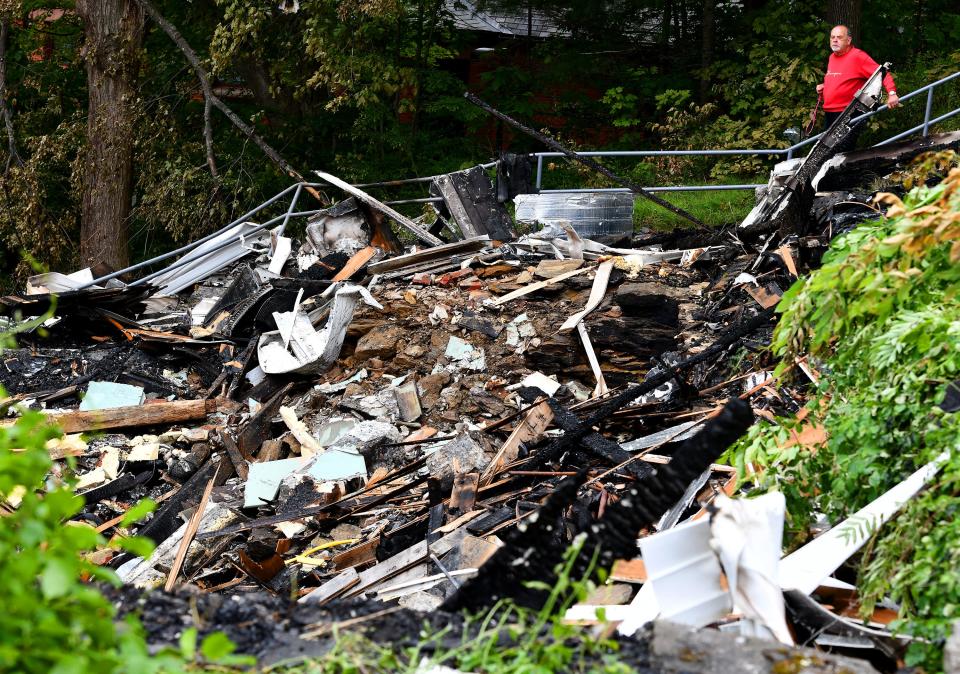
[724,166,960,670]
[0,406,173,673]
[0,370,251,672]
[649,2,823,180]
[2,0,958,284]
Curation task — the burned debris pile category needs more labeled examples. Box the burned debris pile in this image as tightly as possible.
[4,130,959,671]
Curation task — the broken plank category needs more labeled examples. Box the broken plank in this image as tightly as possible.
[3,398,219,434]
[434,174,482,238]
[777,245,798,277]
[447,472,479,520]
[332,536,380,571]
[610,558,648,584]
[299,567,360,605]
[367,236,491,274]
[489,266,589,306]
[332,246,378,281]
[482,400,553,483]
[218,431,250,482]
[165,467,218,592]
[559,260,614,332]
[237,383,292,456]
[636,453,737,473]
[576,322,609,397]
[534,259,583,279]
[435,508,486,534]
[745,284,781,309]
[314,171,443,247]
[376,568,478,601]
[341,540,429,598]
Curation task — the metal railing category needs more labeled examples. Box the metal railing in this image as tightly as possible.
[76,182,326,291]
[70,70,960,292]
[532,68,960,194]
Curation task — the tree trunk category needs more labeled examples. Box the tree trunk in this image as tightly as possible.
[76,0,144,270]
[913,0,925,55]
[660,0,672,48]
[0,20,22,173]
[699,0,715,102]
[826,0,861,42]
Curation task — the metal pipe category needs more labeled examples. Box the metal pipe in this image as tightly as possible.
[898,69,960,100]
[535,154,544,190]
[876,106,960,145]
[539,184,763,194]
[923,88,935,137]
[785,133,821,153]
[353,175,437,188]
[276,183,303,236]
[532,148,784,158]
[129,209,322,288]
[384,197,444,205]
[351,159,501,189]
[74,182,302,291]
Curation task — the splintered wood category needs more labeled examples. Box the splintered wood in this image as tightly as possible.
[482,400,553,482]
[1,398,219,433]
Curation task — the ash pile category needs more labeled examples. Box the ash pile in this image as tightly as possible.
[4,131,958,672]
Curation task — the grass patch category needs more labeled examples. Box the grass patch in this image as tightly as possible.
[633,185,757,231]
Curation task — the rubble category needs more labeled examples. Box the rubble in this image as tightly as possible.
[3,132,954,669]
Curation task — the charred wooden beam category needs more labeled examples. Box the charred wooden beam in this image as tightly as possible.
[531,307,774,469]
[464,92,704,228]
[545,398,652,480]
[442,399,753,611]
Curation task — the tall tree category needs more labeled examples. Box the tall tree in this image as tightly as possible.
[699,0,715,102]
[826,0,862,42]
[75,0,143,270]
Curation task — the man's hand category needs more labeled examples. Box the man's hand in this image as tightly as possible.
[887,92,900,108]
[816,83,824,95]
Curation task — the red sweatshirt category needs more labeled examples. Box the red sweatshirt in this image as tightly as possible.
[822,47,896,112]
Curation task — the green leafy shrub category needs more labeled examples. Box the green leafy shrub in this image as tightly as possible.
[0,407,165,672]
[0,396,251,673]
[725,166,960,670]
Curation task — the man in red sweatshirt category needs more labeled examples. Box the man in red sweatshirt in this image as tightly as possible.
[815,25,899,147]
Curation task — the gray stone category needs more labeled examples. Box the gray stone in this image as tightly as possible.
[584,583,634,605]
[426,433,488,488]
[399,591,445,613]
[645,620,879,674]
[354,324,404,360]
[614,282,686,325]
[340,388,400,419]
[946,620,960,674]
[328,420,401,456]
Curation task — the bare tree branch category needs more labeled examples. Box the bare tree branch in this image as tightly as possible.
[132,0,326,202]
[203,91,217,177]
[0,20,23,173]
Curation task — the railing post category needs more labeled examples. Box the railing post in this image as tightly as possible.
[277,183,303,236]
[535,154,543,191]
[786,148,794,160]
[923,88,934,137]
